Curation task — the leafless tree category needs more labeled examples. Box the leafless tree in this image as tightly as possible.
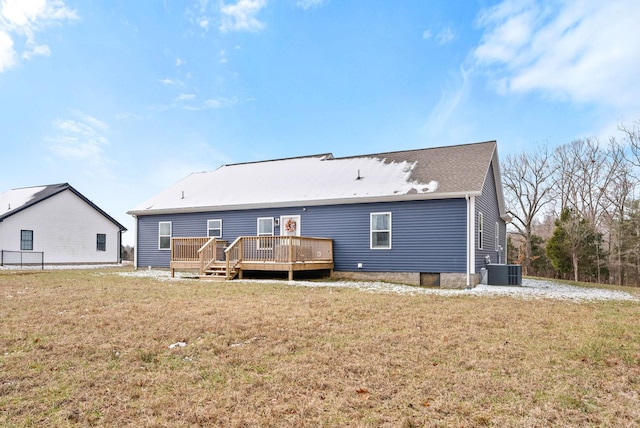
[502,145,556,275]
[601,142,633,284]
[553,138,621,282]
[620,119,640,169]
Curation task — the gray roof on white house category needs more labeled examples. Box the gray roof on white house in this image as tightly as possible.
[129,141,505,216]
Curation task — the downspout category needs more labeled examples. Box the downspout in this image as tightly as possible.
[133,214,138,270]
[118,229,122,264]
[504,225,507,264]
[466,195,470,289]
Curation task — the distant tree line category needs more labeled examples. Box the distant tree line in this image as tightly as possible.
[121,245,134,262]
[503,119,640,286]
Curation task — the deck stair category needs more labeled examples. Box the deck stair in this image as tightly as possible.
[200,261,238,280]
[170,235,333,280]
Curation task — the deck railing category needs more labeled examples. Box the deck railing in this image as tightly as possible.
[226,236,333,263]
[171,237,210,262]
[171,236,333,279]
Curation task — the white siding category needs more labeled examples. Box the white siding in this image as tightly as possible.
[0,189,121,263]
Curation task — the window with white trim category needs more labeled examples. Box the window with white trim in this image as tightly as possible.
[257,217,274,236]
[207,219,222,238]
[159,221,172,250]
[478,212,484,250]
[257,217,274,249]
[370,212,392,249]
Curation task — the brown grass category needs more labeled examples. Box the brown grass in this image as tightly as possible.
[1,269,639,427]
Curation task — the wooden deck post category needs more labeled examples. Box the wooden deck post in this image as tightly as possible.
[288,237,294,281]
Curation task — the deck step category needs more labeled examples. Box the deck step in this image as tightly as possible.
[200,264,238,280]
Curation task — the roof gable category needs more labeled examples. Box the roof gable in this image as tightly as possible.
[0,183,127,231]
[129,141,500,215]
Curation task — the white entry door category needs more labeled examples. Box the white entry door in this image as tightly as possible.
[280,215,301,237]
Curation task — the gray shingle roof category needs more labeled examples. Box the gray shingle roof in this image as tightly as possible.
[345,140,497,194]
[130,141,502,216]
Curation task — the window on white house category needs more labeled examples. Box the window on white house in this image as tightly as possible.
[370,212,392,249]
[21,230,33,251]
[207,219,222,238]
[478,212,484,250]
[97,233,106,251]
[159,222,172,250]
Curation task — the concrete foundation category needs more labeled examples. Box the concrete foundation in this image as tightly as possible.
[331,271,480,289]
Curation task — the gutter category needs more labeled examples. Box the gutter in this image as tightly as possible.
[127,191,483,217]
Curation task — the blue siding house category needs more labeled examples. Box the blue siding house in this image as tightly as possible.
[128,141,510,288]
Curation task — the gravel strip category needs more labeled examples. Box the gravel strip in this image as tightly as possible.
[117,270,639,302]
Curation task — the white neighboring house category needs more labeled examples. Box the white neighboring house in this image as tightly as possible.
[0,183,127,265]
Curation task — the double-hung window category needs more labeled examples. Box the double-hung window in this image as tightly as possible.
[159,222,172,250]
[370,212,392,249]
[208,219,222,238]
[20,230,33,251]
[97,233,106,251]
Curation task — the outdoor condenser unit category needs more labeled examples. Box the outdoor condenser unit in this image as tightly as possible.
[486,264,522,286]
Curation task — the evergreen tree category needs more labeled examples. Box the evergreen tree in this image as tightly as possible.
[546,211,573,278]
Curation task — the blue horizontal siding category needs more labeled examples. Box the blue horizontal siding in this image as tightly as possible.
[137,198,467,273]
[475,162,507,270]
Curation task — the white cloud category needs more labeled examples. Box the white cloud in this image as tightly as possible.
[422,27,455,45]
[473,0,640,109]
[47,113,110,165]
[0,0,77,72]
[425,66,470,134]
[0,30,15,71]
[436,27,455,44]
[295,0,326,10]
[2,0,77,26]
[219,0,266,33]
[159,78,178,86]
[175,93,196,101]
[180,97,238,111]
[22,41,49,59]
[175,58,184,67]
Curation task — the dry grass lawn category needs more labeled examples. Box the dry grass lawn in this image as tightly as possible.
[1,269,640,427]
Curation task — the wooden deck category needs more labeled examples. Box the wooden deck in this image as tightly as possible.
[170,236,333,280]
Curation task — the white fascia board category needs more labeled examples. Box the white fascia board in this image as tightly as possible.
[127,191,481,216]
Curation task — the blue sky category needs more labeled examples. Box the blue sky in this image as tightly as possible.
[1,0,640,245]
